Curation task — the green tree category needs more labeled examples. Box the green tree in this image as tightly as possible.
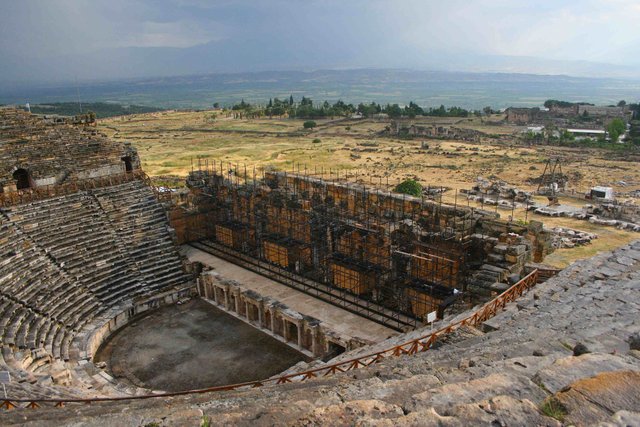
[607,118,626,142]
[385,104,403,119]
[618,100,626,107]
[544,100,574,109]
[560,130,575,144]
[357,102,381,118]
[404,101,424,118]
[303,120,317,129]
[394,179,422,197]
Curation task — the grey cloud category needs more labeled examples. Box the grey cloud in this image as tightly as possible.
[0,0,638,84]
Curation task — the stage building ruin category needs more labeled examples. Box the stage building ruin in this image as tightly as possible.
[176,161,552,330]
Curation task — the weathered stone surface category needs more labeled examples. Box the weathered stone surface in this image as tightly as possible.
[408,373,546,413]
[533,354,639,394]
[293,399,404,426]
[628,333,640,351]
[360,396,561,427]
[605,410,640,427]
[556,370,640,426]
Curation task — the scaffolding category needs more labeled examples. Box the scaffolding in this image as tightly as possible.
[185,159,478,330]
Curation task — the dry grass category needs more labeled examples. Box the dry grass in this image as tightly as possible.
[99,111,640,266]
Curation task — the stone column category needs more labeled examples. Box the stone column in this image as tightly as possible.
[270,310,276,333]
[257,302,264,328]
[297,321,303,348]
[233,290,240,314]
[204,278,211,299]
[223,287,230,311]
[283,319,290,342]
[197,278,204,297]
[211,284,217,304]
[312,328,321,357]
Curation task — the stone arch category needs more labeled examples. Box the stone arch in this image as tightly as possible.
[13,168,32,190]
[121,156,133,172]
[302,328,314,351]
[286,320,298,344]
[263,309,272,331]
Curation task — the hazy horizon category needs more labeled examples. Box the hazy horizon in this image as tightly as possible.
[2,69,639,111]
[2,1,640,84]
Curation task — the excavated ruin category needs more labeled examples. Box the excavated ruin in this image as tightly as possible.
[0,107,638,425]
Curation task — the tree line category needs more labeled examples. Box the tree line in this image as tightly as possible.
[225,96,483,119]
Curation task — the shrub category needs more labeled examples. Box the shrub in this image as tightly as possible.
[312,138,321,143]
[394,179,422,197]
[303,120,317,129]
[540,397,567,422]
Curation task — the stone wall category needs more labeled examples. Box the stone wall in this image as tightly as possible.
[197,270,370,359]
[505,107,548,125]
[466,219,551,297]
[177,169,553,324]
[0,107,141,192]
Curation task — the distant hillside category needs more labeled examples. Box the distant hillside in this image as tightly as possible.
[3,70,639,111]
[28,102,164,118]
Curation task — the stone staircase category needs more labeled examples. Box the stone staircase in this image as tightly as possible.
[0,181,191,400]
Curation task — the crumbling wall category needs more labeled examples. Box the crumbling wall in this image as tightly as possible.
[467,219,552,296]
[0,107,139,192]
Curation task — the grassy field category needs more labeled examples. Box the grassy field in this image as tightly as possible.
[99,111,640,267]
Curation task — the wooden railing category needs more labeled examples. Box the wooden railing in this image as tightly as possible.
[0,170,149,208]
[0,270,539,410]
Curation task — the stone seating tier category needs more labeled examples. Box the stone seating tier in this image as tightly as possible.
[0,179,190,395]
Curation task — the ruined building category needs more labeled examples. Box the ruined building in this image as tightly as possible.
[177,163,551,330]
[0,107,637,426]
[388,120,483,141]
[0,108,138,192]
[505,104,631,127]
[0,107,192,396]
[505,107,549,125]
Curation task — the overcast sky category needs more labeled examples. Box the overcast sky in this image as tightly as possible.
[1,0,639,83]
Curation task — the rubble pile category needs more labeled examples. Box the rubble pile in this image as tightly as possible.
[548,226,597,249]
[532,202,640,232]
[462,177,532,209]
